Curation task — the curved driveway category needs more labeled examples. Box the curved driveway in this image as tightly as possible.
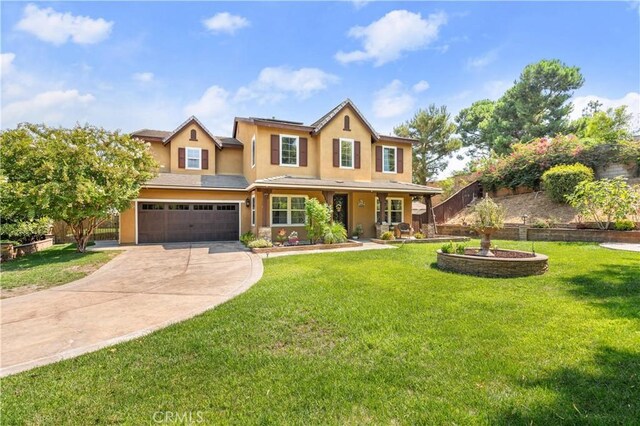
[0,242,263,377]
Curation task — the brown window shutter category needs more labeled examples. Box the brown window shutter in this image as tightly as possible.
[375,145,382,172]
[299,138,308,167]
[178,147,185,168]
[333,138,339,167]
[271,135,279,165]
[354,141,361,169]
[202,149,209,169]
[397,147,404,173]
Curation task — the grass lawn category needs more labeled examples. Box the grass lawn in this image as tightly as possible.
[1,243,121,294]
[1,241,638,424]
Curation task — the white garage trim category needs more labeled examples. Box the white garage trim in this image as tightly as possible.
[134,198,243,245]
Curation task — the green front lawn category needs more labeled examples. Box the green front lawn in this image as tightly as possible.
[1,243,121,293]
[2,241,638,424]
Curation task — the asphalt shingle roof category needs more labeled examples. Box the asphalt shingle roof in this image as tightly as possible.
[250,176,441,194]
[145,173,248,190]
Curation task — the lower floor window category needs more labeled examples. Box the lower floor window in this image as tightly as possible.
[251,195,256,226]
[375,198,404,224]
[271,195,306,225]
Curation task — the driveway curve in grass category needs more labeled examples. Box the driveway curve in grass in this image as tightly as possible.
[0,242,263,377]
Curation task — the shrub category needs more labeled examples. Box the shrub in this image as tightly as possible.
[353,223,364,238]
[0,218,52,244]
[380,231,395,241]
[567,177,640,230]
[305,198,332,244]
[614,219,636,231]
[470,197,505,233]
[441,241,454,253]
[323,222,348,244]
[247,238,273,249]
[414,232,426,239]
[455,243,466,254]
[542,163,594,203]
[240,231,256,246]
[531,219,551,229]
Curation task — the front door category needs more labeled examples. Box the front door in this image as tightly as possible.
[333,194,348,231]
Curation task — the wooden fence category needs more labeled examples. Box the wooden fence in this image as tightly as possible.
[413,181,483,227]
[53,215,119,244]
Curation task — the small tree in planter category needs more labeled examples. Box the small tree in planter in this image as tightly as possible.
[470,197,505,256]
[304,198,331,244]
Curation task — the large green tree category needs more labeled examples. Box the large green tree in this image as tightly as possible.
[0,124,158,252]
[573,103,634,143]
[394,104,461,185]
[456,59,584,155]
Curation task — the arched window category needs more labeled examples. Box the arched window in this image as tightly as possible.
[190,129,197,141]
[343,115,351,131]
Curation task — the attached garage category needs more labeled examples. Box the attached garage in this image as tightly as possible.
[137,202,240,243]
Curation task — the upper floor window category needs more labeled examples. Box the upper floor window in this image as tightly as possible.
[190,129,197,141]
[280,135,299,167]
[340,138,354,169]
[343,115,351,131]
[186,147,202,170]
[251,135,256,168]
[382,146,396,173]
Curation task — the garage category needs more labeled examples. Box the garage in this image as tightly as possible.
[137,202,239,243]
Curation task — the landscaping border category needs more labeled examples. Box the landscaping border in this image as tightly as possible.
[437,248,549,278]
[372,236,470,245]
[251,240,362,254]
[1,238,54,261]
[437,224,640,243]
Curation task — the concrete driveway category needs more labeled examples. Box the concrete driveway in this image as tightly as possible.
[0,242,263,377]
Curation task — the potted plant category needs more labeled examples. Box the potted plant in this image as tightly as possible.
[470,197,505,257]
[288,231,299,245]
[352,223,364,240]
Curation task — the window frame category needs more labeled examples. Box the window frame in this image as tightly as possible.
[251,135,256,168]
[270,194,307,226]
[339,138,355,169]
[382,145,397,174]
[279,134,299,167]
[185,147,202,170]
[251,194,256,226]
[374,197,404,225]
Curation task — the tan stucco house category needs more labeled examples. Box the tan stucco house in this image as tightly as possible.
[120,99,441,244]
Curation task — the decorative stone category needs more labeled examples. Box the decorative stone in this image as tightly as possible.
[436,248,548,278]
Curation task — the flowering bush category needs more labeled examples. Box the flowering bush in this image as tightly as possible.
[541,163,594,203]
[478,135,640,191]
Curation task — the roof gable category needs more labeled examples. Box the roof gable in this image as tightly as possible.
[162,116,221,148]
[311,99,379,140]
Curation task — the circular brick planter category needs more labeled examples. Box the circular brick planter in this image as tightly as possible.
[436,248,548,278]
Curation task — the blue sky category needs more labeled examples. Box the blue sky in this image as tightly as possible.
[2,1,639,175]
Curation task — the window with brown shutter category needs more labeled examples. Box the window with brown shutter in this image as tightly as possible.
[271,135,279,165]
[333,138,340,167]
[178,147,185,168]
[354,140,361,169]
[397,147,404,173]
[343,115,351,131]
[375,145,382,172]
[202,149,209,170]
[299,138,308,167]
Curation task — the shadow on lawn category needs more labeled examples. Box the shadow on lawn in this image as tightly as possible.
[1,245,99,271]
[562,263,640,319]
[493,346,640,424]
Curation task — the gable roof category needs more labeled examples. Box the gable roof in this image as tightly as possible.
[162,116,221,148]
[131,129,172,140]
[310,98,380,139]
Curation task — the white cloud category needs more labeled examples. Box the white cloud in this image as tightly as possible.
[335,10,448,66]
[2,89,95,125]
[203,12,249,35]
[467,49,499,70]
[183,85,233,134]
[570,92,640,128]
[16,4,113,45]
[372,80,415,119]
[413,80,430,93]
[132,72,154,83]
[1,52,16,77]
[351,0,370,9]
[235,66,339,103]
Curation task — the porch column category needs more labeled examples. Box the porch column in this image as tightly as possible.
[423,193,436,237]
[377,192,388,224]
[261,189,272,227]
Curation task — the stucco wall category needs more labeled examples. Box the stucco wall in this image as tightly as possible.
[148,141,171,173]
[236,121,258,183]
[216,147,244,175]
[255,127,320,179]
[371,140,413,183]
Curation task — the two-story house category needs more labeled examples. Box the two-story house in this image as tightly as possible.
[119,99,441,244]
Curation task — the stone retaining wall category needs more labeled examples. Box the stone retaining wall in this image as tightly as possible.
[437,249,549,278]
[2,238,54,261]
[436,225,639,243]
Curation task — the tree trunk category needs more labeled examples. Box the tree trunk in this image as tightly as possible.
[478,232,495,257]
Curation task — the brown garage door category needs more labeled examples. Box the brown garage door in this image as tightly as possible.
[138,202,239,243]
